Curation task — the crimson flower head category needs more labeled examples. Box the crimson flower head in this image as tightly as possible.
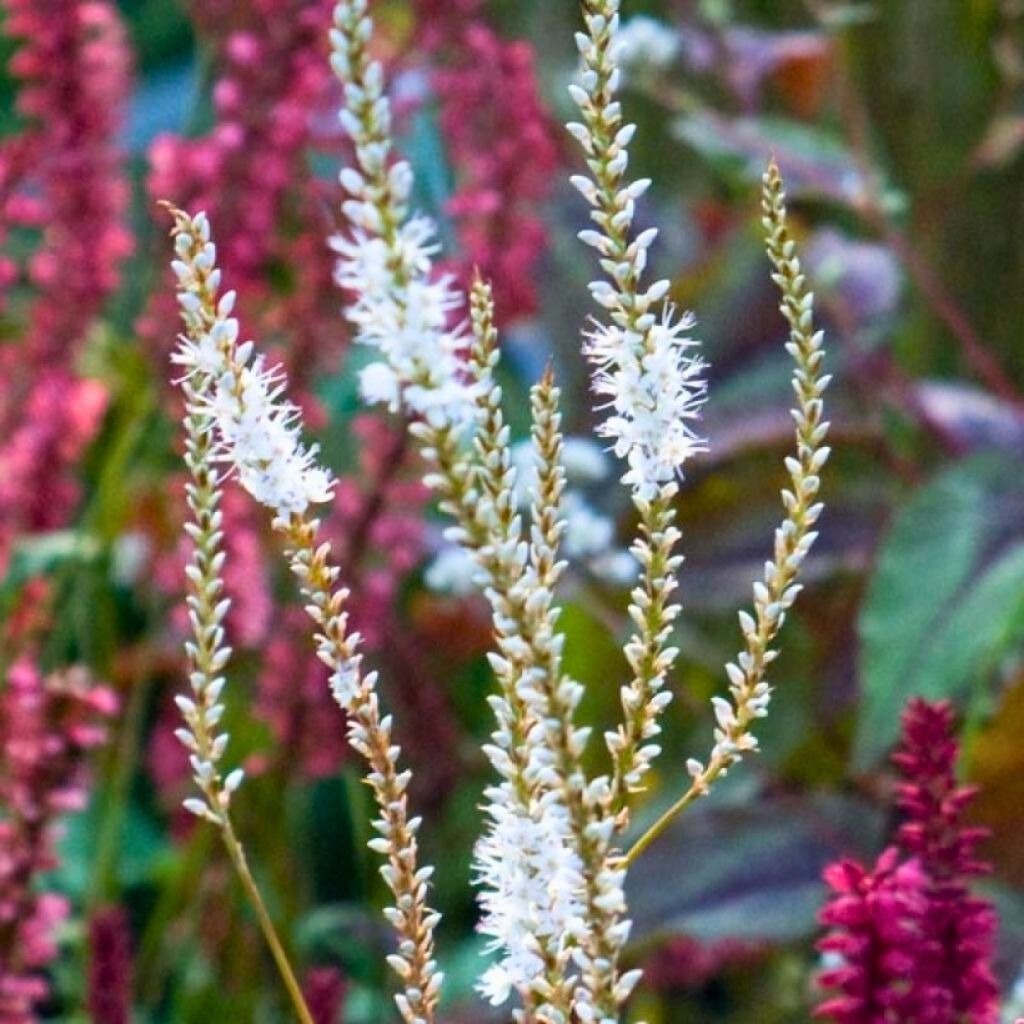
[816,847,930,1023]
[816,697,1000,1024]
[892,698,999,1024]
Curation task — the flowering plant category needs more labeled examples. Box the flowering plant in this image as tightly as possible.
[2,0,1021,1021]
[163,2,829,1019]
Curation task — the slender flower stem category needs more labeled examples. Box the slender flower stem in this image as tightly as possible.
[624,159,831,866]
[168,205,441,1024]
[220,821,316,1024]
[568,0,704,835]
[280,516,442,1024]
[331,4,592,1006]
[171,211,315,1024]
[415,283,576,1016]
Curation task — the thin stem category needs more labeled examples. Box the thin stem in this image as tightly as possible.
[624,160,831,863]
[168,205,315,1024]
[623,783,706,868]
[220,821,316,1024]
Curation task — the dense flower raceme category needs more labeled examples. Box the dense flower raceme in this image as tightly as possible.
[585,307,708,499]
[171,205,442,1024]
[0,372,108,569]
[893,699,999,1023]
[332,9,612,1007]
[0,0,133,360]
[0,661,117,1022]
[816,699,998,1024]
[817,848,932,1024]
[329,2,478,430]
[331,206,476,429]
[474,799,587,1006]
[569,0,708,500]
[157,3,836,1019]
[424,9,561,323]
[171,225,333,520]
[0,0,132,571]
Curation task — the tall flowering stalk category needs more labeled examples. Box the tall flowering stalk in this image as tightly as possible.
[170,209,316,1024]
[815,699,998,1024]
[623,159,830,866]
[568,0,707,829]
[159,1,837,1018]
[0,0,133,363]
[816,848,931,1024]
[170,208,441,1024]
[330,2,638,1013]
[0,0,132,570]
[892,699,998,1022]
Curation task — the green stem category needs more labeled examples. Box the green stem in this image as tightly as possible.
[622,764,724,869]
[220,821,315,1024]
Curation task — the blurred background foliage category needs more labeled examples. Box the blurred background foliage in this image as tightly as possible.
[2,0,1024,1020]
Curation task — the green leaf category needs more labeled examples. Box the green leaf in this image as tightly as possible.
[855,456,1024,767]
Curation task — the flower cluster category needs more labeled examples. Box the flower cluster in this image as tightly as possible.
[647,160,830,839]
[474,802,586,1006]
[568,1,702,852]
[817,849,931,1024]
[0,661,116,1022]
[145,0,342,402]
[329,0,478,429]
[585,307,707,498]
[172,220,333,520]
[893,699,999,1022]
[815,699,998,1024]
[325,3,830,1019]
[171,206,443,1024]
[0,0,133,360]
[427,13,561,323]
[0,0,132,572]
[569,0,707,500]
[155,3,836,1019]
[0,373,108,570]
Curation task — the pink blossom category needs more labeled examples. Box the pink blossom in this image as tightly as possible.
[0,372,108,568]
[0,0,131,574]
[142,0,344,414]
[421,8,561,323]
[816,848,930,1024]
[892,699,999,1024]
[0,0,133,361]
[0,660,117,1021]
[816,699,999,1024]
